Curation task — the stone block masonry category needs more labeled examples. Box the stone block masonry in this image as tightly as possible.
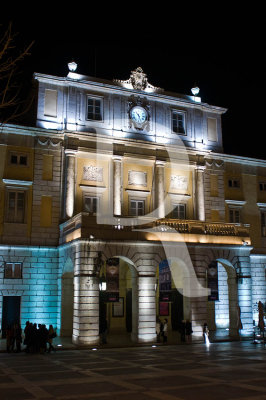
[0,245,59,332]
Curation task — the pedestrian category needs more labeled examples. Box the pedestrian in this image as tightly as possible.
[47,325,56,353]
[203,323,210,345]
[6,325,14,353]
[39,325,48,353]
[185,320,193,343]
[163,318,168,343]
[156,317,161,343]
[180,320,186,343]
[14,323,22,353]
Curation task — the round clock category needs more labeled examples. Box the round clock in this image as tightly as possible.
[130,106,147,124]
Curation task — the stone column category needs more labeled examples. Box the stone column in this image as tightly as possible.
[155,160,165,219]
[72,242,100,345]
[195,166,205,221]
[65,150,76,218]
[113,156,122,216]
[237,260,253,336]
[138,274,157,343]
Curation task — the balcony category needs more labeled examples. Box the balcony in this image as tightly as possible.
[60,213,251,246]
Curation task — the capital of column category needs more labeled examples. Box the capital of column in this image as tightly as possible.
[112,155,123,162]
[65,149,77,157]
[195,165,206,172]
[155,159,166,167]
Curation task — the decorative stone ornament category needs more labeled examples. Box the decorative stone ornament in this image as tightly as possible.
[114,67,163,93]
[128,96,150,131]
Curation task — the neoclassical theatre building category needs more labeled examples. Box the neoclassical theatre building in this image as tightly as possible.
[0,65,265,345]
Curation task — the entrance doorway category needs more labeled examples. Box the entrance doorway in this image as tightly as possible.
[1,296,21,338]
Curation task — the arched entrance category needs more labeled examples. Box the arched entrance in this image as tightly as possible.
[207,259,239,340]
[99,255,138,345]
[61,257,74,337]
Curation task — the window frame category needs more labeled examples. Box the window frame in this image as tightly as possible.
[83,195,99,215]
[4,262,23,279]
[259,182,266,191]
[172,203,186,219]
[5,189,26,223]
[228,179,240,189]
[130,199,145,216]
[86,95,103,122]
[171,110,186,135]
[229,208,241,224]
[9,152,28,167]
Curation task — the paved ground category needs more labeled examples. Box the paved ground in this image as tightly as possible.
[0,342,265,400]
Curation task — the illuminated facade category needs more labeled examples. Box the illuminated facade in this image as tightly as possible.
[0,66,265,345]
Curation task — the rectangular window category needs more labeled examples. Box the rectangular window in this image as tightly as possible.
[84,196,99,214]
[172,111,185,135]
[4,262,22,279]
[229,209,240,223]
[261,211,266,236]
[44,89,58,117]
[210,174,219,197]
[87,97,102,121]
[172,204,186,219]
[259,182,266,191]
[228,179,240,188]
[207,117,218,142]
[6,191,25,223]
[130,199,144,216]
[10,153,28,166]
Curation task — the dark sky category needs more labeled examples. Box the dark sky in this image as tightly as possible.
[1,10,266,160]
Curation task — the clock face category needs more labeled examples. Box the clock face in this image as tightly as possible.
[130,106,147,124]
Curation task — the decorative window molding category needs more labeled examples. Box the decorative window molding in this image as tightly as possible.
[225,200,246,207]
[83,165,103,182]
[128,170,147,187]
[170,175,188,190]
[126,189,150,198]
[168,193,191,203]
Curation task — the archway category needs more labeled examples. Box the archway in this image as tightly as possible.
[207,259,239,340]
[156,258,194,343]
[61,257,74,337]
[99,255,138,345]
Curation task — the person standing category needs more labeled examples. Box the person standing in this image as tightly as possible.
[47,325,56,353]
[163,319,168,343]
[156,317,161,343]
[14,323,22,353]
[185,320,193,343]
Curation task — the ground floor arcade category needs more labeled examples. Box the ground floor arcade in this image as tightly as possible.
[1,240,265,345]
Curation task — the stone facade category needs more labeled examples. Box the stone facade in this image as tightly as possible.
[0,66,265,345]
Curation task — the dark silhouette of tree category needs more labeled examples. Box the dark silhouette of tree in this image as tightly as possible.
[0,22,34,124]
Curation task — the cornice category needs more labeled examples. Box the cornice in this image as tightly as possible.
[33,72,227,114]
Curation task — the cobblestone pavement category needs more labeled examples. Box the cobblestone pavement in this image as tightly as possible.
[0,342,265,400]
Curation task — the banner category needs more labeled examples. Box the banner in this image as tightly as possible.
[106,257,119,302]
[207,261,219,301]
[159,259,172,302]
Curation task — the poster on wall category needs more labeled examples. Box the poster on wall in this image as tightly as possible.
[207,261,219,301]
[106,258,120,302]
[159,259,172,302]
[159,302,169,316]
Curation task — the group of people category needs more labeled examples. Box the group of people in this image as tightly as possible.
[156,318,168,343]
[6,321,56,353]
[156,318,194,344]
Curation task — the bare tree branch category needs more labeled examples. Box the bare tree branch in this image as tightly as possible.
[0,22,34,122]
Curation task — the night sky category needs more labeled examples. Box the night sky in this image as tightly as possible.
[1,10,266,160]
